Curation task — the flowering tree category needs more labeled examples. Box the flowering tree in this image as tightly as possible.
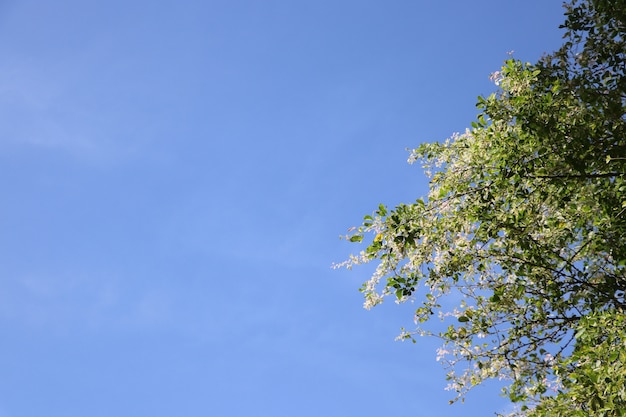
[336,1,626,415]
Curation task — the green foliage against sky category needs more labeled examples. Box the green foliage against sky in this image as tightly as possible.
[338,0,625,414]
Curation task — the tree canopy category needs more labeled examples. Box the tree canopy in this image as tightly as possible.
[337,1,626,415]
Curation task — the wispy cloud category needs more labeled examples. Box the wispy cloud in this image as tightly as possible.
[0,64,102,155]
[0,270,175,332]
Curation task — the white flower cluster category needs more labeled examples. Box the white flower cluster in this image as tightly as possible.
[489,70,503,86]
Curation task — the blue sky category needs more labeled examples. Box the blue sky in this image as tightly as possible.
[0,1,566,416]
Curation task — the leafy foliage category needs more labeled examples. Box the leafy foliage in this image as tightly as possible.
[336,0,626,414]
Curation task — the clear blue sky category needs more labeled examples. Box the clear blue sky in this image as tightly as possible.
[0,1,566,416]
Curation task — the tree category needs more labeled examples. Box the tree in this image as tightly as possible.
[336,1,626,415]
